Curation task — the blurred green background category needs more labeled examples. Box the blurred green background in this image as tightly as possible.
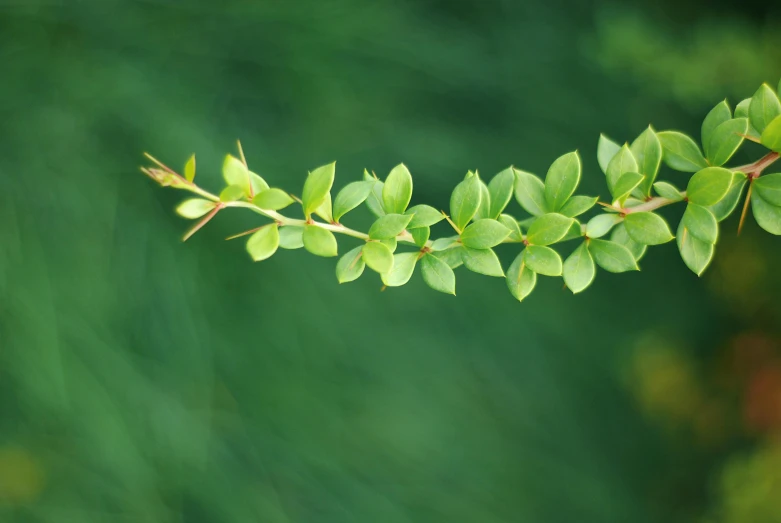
[2,1,781,521]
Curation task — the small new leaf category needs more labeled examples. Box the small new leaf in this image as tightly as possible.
[362,241,394,273]
[682,203,718,244]
[302,225,338,257]
[381,252,418,287]
[749,83,781,133]
[176,199,216,219]
[658,131,708,172]
[606,144,638,192]
[597,134,621,174]
[246,224,279,261]
[611,171,644,204]
[526,213,574,245]
[585,214,621,239]
[544,151,581,211]
[333,180,374,222]
[498,214,524,242]
[336,246,365,283]
[488,168,515,218]
[302,162,336,217]
[630,126,662,195]
[223,154,250,191]
[677,220,714,276]
[363,170,386,217]
[368,213,413,240]
[559,195,598,217]
[382,164,413,214]
[513,169,549,216]
[184,154,196,183]
[475,178,492,220]
[707,118,748,166]
[406,205,445,228]
[460,219,511,249]
[506,252,537,302]
[253,188,295,210]
[563,242,596,294]
[421,254,456,295]
[588,239,639,273]
[462,248,504,277]
[623,212,674,245]
[450,174,483,231]
[523,245,563,276]
[411,227,430,247]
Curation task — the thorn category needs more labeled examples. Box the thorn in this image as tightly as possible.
[237,140,247,167]
[225,226,264,240]
[738,181,753,236]
[738,133,762,144]
[182,205,222,242]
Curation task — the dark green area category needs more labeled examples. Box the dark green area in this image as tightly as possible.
[1,1,781,521]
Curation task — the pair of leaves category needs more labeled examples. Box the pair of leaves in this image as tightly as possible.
[513,152,582,216]
[658,131,708,173]
[598,127,661,197]
[701,100,748,166]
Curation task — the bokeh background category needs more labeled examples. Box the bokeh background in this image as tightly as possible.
[2,1,781,521]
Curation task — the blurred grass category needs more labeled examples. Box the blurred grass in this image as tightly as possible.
[1,1,781,522]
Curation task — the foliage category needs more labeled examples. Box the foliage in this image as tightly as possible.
[143,79,781,302]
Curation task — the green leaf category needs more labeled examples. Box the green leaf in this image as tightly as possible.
[184,154,196,183]
[381,252,418,287]
[513,169,549,216]
[523,245,562,276]
[611,171,644,204]
[610,223,646,261]
[368,213,413,240]
[707,118,748,166]
[433,246,465,268]
[585,214,621,239]
[421,254,456,295]
[630,126,662,195]
[460,219,511,249]
[653,181,684,201]
[411,227,430,247]
[380,237,397,253]
[623,212,674,245]
[333,180,374,222]
[176,198,216,219]
[687,167,734,206]
[336,246,366,283]
[605,144,638,192]
[487,168,515,218]
[462,248,504,277]
[751,192,781,235]
[249,172,269,194]
[362,241,394,273]
[278,226,304,249]
[382,164,413,214]
[754,173,781,206]
[253,188,295,210]
[475,177,492,220]
[701,100,732,148]
[708,174,747,222]
[559,195,597,217]
[506,252,537,302]
[223,154,250,191]
[544,151,581,211]
[749,83,781,133]
[220,184,245,202]
[562,219,585,241]
[677,220,714,276]
[430,236,458,252]
[588,239,638,273]
[658,131,708,172]
[450,174,482,231]
[246,224,279,261]
[563,242,596,294]
[313,192,333,222]
[761,115,781,152]
[302,162,336,217]
[735,98,751,119]
[526,213,574,245]
[302,225,338,257]
[498,214,524,242]
[682,203,718,244]
[406,205,444,228]
[597,134,621,174]
[363,170,386,217]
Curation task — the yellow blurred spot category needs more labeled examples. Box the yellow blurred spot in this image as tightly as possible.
[0,447,45,505]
